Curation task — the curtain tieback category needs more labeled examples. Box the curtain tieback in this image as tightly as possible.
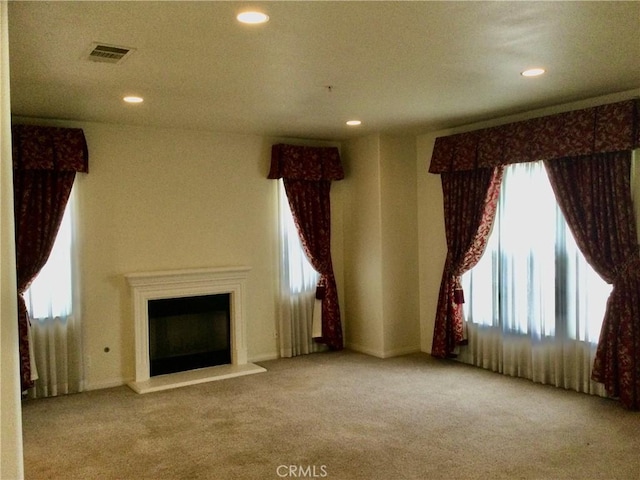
[453,276,465,304]
[315,279,326,300]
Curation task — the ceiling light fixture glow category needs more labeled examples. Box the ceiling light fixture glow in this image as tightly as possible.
[123,95,144,104]
[346,120,362,126]
[521,68,546,77]
[237,11,269,24]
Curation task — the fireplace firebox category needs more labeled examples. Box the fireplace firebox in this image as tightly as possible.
[148,294,231,376]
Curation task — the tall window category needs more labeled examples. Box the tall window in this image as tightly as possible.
[24,193,73,320]
[277,180,323,357]
[279,181,319,295]
[23,187,83,398]
[460,161,611,394]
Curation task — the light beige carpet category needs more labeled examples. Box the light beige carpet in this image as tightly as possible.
[21,351,640,479]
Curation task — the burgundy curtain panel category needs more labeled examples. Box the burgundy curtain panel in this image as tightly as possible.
[429,99,640,408]
[545,152,640,409]
[431,167,503,358]
[268,144,344,350]
[12,125,88,391]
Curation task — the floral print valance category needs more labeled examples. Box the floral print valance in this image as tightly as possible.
[12,125,88,172]
[429,99,640,173]
[268,144,344,181]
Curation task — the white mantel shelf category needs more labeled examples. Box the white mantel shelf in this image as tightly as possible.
[125,266,253,286]
[125,266,265,394]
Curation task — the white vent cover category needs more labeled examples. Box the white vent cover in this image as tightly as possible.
[86,43,135,64]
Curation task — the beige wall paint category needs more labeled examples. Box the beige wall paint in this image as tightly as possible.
[342,135,384,355]
[77,123,282,388]
[379,135,420,356]
[416,133,447,354]
[0,0,24,476]
[342,134,420,357]
[80,124,278,387]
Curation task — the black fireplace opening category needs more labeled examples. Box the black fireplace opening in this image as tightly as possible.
[148,294,231,377]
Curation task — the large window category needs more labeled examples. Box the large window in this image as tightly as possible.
[460,161,612,395]
[277,180,322,357]
[23,187,83,398]
[24,192,74,321]
[462,161,611,343]
[279,180,319,295]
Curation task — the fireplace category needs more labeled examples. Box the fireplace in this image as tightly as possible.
[125,267,266,393]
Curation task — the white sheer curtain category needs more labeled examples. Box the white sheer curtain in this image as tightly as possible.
[24,186,83,398]
[277,180,325,357]
[459,161,611,396]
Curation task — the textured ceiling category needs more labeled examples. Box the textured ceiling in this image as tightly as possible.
[7,1,640,140]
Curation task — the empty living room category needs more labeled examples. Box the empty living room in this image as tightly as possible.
[2,2,640,479]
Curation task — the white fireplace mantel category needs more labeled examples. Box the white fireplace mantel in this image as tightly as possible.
[125,266,265,393]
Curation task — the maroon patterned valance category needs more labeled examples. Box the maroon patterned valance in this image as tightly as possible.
[429,99,640,173]
[12,125,89,172]
[268,144,344,181]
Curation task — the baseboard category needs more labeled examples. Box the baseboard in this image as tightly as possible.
[346,343,421,359]
[248,353,279,363]
[83,348,419,391]
[382,346,422,358]
[346,342,385,358]
[84,378,126,391]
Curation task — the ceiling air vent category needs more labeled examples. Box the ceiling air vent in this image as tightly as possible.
[86,43,135,64]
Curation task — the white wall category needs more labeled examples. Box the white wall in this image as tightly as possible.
[379,135,420,356]
[0,0,24,477]
[416,133,448,354]
[342,134,420,357]
[79,123,283,388]
[342,135,384,355]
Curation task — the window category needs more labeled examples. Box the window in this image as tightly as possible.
[462,161,611,344]
[279,180,319,295]
[23,187,82,398]
[277,180,322,357]
[24,189,74,321]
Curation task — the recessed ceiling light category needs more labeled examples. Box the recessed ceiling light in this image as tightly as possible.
[521,68,546,77]
[237,11,269,24]
[346,120,362,126]
[123,96,144,104]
